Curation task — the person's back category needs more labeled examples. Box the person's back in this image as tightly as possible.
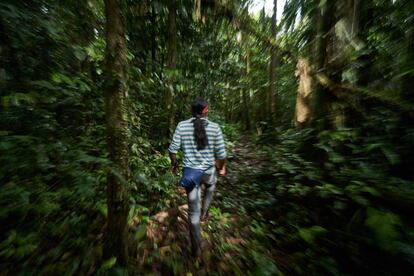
[168,97,226,258]
[168,117,226,173]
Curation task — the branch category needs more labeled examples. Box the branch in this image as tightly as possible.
[314,72,414,111]
[214,0,414,111]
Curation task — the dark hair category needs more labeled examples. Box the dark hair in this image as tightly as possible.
[191,97,209,150]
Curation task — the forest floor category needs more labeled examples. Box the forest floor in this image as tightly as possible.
[135,137,285,275]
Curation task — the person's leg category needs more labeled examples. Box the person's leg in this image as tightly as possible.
[201,170,218,220]
[186,185,202,257]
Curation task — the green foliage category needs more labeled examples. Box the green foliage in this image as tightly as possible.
[365,208,401,252]
[298,226,328,244]
[250,252,281,276]
[254,122,414,273]
[100,257,117,271]
[1,0,414,274]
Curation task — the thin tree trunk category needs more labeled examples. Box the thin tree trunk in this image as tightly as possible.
[166,0,177,135]
[267,0,277,119]
[400,20,414,127]
[151,4,157,68]
[229,94,235,122]
[402,25,414,101]
[294,58,312,127]
[239,32,251,130]
[0,18,24,90]
[104,0,130,266]
[225,92,230,121]
[243,50,251,130]
[194,0,201,21]
[351,0,359,36]
[346,0,363,127]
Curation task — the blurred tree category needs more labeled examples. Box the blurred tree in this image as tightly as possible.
[103,0,130,266]
[401,3,414,103]
[294,57,311,127]
[242,38,252,130]
[309,0,334,130]
[267,0,277,120]
[165,0,178,135]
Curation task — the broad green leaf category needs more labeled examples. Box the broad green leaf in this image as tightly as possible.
[365,208,401,252]
[100,257,117,271]
[298,226,328,244]
[135,224,147,241]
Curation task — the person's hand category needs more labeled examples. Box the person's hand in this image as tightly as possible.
[218,165,226,177]
[171,160,178,174]
[171,164,178,174]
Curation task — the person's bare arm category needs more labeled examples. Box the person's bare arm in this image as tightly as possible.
[168,124,181,174]
[170,152,178,174]
[215,159,226,176]
[214,125,227,177]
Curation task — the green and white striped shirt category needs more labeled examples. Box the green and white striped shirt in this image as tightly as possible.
[168,118,226,172]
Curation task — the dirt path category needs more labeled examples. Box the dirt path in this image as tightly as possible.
[134,137,279,275]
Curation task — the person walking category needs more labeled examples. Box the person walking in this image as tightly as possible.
[168,97,226,258]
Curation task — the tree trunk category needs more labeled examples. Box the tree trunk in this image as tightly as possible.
[400,14,414,122]
[150,4,157,69]
[402,25,414,102]
[0,17,24,91]
[229,93,235,122]
[242,50,251,130]
[310,0,334,130]
[239,32,251,130]
[166,0,177,135]
[294,58,312,127]
[194,0,202,21]
[267,0,277,120]
[103,0,130,266]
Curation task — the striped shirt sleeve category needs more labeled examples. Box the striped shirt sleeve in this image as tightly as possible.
[168,124,181,153]
[214,125,226,159]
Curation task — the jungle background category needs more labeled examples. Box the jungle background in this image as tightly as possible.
[1,0,414,275]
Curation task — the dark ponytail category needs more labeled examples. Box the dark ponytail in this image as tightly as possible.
[191,97,209,150]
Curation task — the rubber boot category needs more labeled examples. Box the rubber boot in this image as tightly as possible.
[189,222,202,257]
